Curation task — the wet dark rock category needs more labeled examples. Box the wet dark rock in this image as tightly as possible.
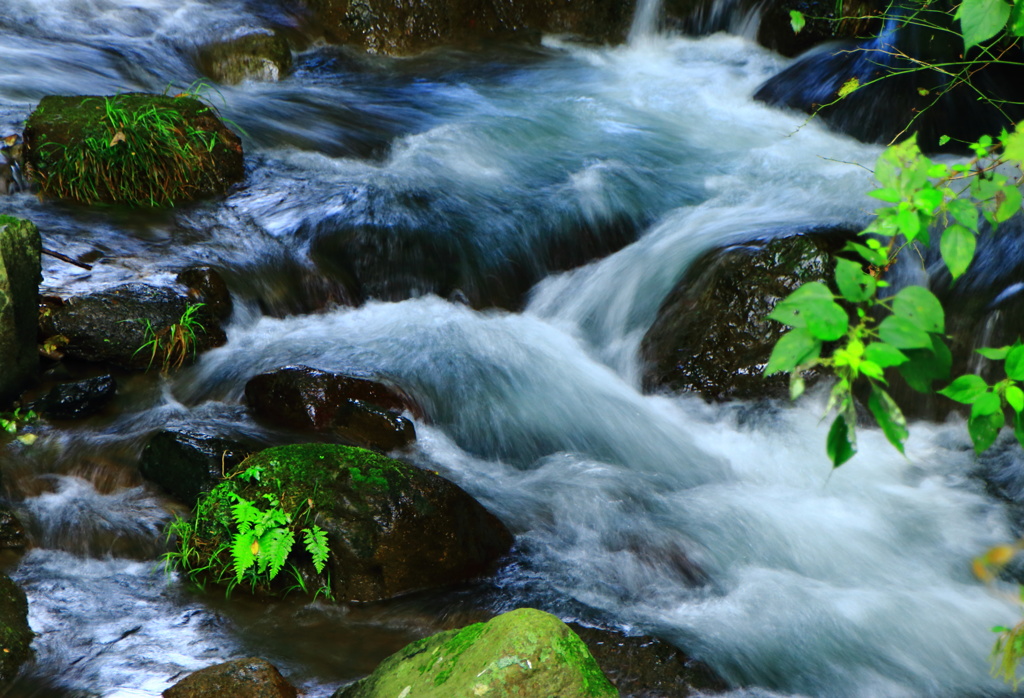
[0,573,33,683]
[177,266,233,322]
[34,374,116,420]
[641,232,848,402]
[569,624,728,697]
[138,430,254,506]
[334,608,616,697]
[303,0,635,56]
[186,444,513,602]
[0,504,27,551]
[23,93,244,206]
[163,657,297,698]
[198,29,293,84]
[245,365,419,452]
[0,216,41,406]
[38,283,227,371]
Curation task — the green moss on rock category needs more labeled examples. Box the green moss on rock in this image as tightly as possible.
[0,216,41,405]
[0,573,33,682]
[23,93,243,207]
[334,608,618,698]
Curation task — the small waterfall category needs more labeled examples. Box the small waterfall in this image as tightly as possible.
[628,0,664,42]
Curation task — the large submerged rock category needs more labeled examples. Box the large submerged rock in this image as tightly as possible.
[0,216,41,405]
[23,93,243,206]
[642,232,846,401]
[198,30,293,84]
[163,657,297,698]
[333,608,618,698]
[179,444,513,602]
[303,0,635,55]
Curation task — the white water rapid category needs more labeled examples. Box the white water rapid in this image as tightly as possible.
[1,1,1022,697]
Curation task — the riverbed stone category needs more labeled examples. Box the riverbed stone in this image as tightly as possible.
[0,572,33,683]
[38,283,227,371]
[0,504,26,551]
[138,429,254,506]
[304,0,634,55]
[34,374,117,420]
[23,93,243,206]
[182,443,513,602]
[163,657,297,698]
[0,216,41,406]
[177,265,234,323]
[334,608,617,698]
[245,365,419,452]
[641,232,845,402]
[198,29,292,84]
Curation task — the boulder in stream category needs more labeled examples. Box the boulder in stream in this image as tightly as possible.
[303,0,634,55]
[34,374,117,420]
[177,443,513,602]
[245,365,419,452]
[0,572,33,683]
[641,232,847,401]
[333,608,618,698]
[0,216,41,405]
[163,657,297,698]
[39,282,227,371]
[23,93,243,207]
[138,429,255,506]
[198,29,292,85]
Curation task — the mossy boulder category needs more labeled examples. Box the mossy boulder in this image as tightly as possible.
[23,93,243,207]
[303,0,634,56]
[198,30,292,85]
[179,444,512,602]
[333,608,618,698]
[38,282,227,371]
[244,365,419,452]
[641,232,850,401]
[0,573,33,682]
[163,657,297,698]
[0,216,41,405]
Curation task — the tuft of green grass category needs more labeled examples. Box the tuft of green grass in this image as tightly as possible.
[132,302,207,374]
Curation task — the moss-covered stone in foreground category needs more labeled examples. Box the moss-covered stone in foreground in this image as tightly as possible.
[334,608,618,698]
[0,216,41,405]
[0,572,33,682]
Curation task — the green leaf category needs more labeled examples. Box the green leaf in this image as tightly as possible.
[878,315,932,349]
[1003,123,1024,162]
[769,282,848,340]
[865,342,908,368]
[898,337,952,392]
[1006,384,1024,413]
[231,531,257,582]
[826,414,857,467]
[868,386,909,454]
[896,207,922,241]
[837,77,860,99]
[977,345,1010,360]
[892,286,944,333]
[835,258,877,302]
[956,0,1012,50]
[940,224,976,281]
[969,410,1005,453]
[971,390,1002,417]
[938,374,990,403]
[765,328,822,376]
[259,527,295,581]
[996,185,1023,222]
[1015,410,1024,448]
[868,187,902,203]
[789,9,806,33]
[303,525,330,574]
[790,373,806,401]
[947,198,980,232]
[843,241,889,267]
[1006,345,1024,380]
[1011,0,1024,35]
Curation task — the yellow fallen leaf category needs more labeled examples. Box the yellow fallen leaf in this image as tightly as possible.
[988,545,1017,566]
[973,558,992,582]
[838,77,860,99]
[109,131,126,146]
[250,539,260,555]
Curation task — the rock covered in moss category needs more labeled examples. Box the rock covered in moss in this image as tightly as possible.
[0,216,41,405]
[181,443,512,602]
[304,0,634,56]
[334,608,618,698]
[38,282,227,371]
[23,93,243,207]
[641,232,848,402]
[163,657,296,698]
[198,30,292,85]
[245,365,419,452]
[0,573,33,682]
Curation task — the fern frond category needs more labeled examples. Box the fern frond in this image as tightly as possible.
[231,531,257,581]
[259,527,295,581]
[303,525,330,574]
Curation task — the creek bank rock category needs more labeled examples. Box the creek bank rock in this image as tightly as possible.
[184,443,513,602]
[641,232,849,402]
[39,277,229,371]
[23,93,243,206]
[0,572,33,682]
[163,657,297,698]
[333,608,617,698]
[198,30,292,84]
[34,374,117,420]
[0,216,41,406]
[245,365,419,452]
[569,624,727,696]
[0,504,27,551]
[303,0,635,56]
[138,429,255,506]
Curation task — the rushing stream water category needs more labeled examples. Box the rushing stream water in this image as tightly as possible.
[2,1,1023,696]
